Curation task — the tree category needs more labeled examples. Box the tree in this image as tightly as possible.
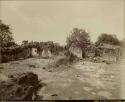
[0,20,14,47]
[0,20,15,62]
[22,40,28,45]
[95,33,120,46]
[66,28,91,48]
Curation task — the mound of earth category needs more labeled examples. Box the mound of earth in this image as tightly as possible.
[0,72,42,100]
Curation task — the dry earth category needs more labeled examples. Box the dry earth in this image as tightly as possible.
[0,56,123,100]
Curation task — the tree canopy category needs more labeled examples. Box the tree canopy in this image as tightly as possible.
[0,20,15,47]
[66,28,91,48]
[95,33,121,46]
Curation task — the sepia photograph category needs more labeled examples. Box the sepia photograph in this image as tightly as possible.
[0,0,125,101]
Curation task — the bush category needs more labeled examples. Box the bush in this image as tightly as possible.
[1,46,32,63]
[1,55,9,63]
[0,72,42,100]
[68,52,78,62]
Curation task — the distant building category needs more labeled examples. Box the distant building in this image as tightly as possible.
[97,43,121,62]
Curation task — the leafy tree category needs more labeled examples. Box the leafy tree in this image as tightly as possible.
[66,28,91,48]
[22,40,28,45]
[52,43,64,55]
[0,20,14,47]
[95,33,120,46]
[0,20,15,62]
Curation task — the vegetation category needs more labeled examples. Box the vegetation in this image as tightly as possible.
[95,33,121,46]
[0,20,122,63]
[66,28,91,48]
[0,20,17,47]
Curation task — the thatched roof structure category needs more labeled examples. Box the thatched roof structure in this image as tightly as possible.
[98,43,121,50]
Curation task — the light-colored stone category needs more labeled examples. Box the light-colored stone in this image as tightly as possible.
[83,87,92,92]
[97,91,112,99]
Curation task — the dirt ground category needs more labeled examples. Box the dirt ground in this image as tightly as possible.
[0,56,123,100]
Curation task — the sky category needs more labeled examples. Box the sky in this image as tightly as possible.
[0,0,124,45]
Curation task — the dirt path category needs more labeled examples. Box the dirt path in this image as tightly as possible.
[0,57,122,100]
[34,60,121,100]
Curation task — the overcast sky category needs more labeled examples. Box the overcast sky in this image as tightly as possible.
[0,0,124,45]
